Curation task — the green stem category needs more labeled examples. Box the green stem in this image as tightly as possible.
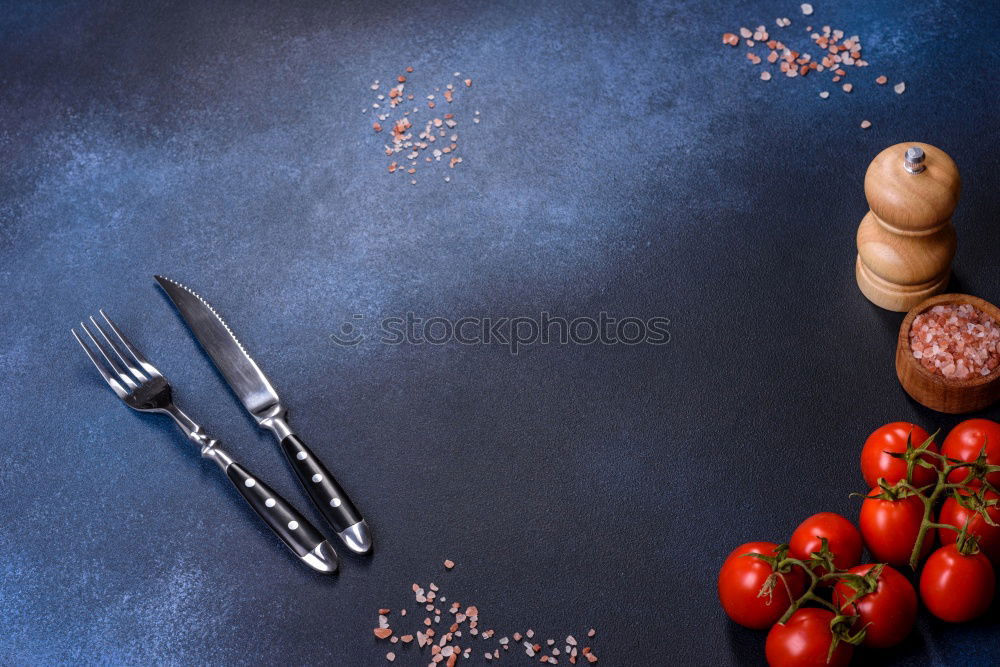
[899,461,987,569]
[904,471,945,570]
[774,557,826,624]
[773,559,864,625]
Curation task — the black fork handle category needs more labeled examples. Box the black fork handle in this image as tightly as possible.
[223,459,339,574]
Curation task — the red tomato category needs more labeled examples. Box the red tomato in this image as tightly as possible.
[860,422,937,489]
[765,608,854,667]
[718,542,806,629]
[832,564,916,648]
[789,512,863,572]
[919,544,996,622]
[938,489,1000,567]
[941,418,1000,488]
[859,490,932,566]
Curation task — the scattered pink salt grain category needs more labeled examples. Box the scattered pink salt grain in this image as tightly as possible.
[368,68,475,182]
[717,10,908,131]
[444,559,455,570]
[860,119,872,129]
[373,566,602,663]
[910,303,1000,379]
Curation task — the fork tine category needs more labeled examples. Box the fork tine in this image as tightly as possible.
[80,320,139,392]
[99,309,162,379]
[89,314,148,383]
[72,328,129,399]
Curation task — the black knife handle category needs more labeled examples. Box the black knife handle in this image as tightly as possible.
[280,435,364,533]
[225,461,337,571]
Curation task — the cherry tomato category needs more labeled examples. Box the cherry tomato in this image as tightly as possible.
[941,418,1000,488]
[938,489,1000,567]
[765,608,853,667]
[789,512,863,572]
[919,544,996,622]
[860,422,937,489]
[859,489,932,566]
[832,564,916,648]
[718,542,806,629]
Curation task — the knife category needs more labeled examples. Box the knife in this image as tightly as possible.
[155,275,372,555]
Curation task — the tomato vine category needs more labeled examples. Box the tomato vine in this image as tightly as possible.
[880,431,1000,569]
[746,429,1000,661]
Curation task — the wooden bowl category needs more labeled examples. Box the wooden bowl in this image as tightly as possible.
[896,293,1000,413]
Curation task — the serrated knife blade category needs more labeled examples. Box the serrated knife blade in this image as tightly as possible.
[155,275,372,555]
[154,276,280,417]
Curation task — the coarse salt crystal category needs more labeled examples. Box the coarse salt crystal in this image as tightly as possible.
[910,303,1000,379]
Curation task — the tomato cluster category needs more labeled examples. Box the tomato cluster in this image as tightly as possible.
[718,419,1000,666]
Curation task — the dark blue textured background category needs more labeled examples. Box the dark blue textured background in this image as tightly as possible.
[2,0,999,664]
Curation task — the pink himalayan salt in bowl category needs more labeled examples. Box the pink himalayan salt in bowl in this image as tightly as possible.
[909,303,1000,380]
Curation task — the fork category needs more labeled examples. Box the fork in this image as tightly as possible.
[72,310,338,574]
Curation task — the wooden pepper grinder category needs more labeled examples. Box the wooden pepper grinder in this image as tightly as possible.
[855,142,961,312]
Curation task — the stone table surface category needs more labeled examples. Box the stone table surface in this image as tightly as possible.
[2,0,999,664]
